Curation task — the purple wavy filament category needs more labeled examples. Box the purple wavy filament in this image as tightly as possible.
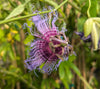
[25,11,73,74]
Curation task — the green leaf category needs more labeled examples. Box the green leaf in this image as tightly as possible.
[89,0,97,17]
[5,0,30,20]
[41,78,60,89]
[62,79,69,89]
[41,79,47,89]
[59,62,65,80]
[8,47,15,60]
[77,17,87,32]
[14,34,20,41]
[24,34,34,45]
[64,65,73,83]
[67,61,81,76]
[39,63,45,69]
[84,18,93,37]
[59,61,73,89]
[5,4,25,20]
[68,54,76,62]
[0,29,4,39]
[50,79,60,88]
[81,1,88,15]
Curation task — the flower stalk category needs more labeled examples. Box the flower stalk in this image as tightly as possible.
[0,0,81,25]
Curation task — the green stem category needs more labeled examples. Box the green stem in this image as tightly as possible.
[80,76,93,89]
[0,10,51,25]
[0,69,37,89]
[55,0,68,10]
[0,0,81,25]
[44,0,68,11]
[44,0,68,17]
[44,0,81,17]
[0,0,68,25]
[44,0,58,7]
[87,0,91,18]
[67,1,81,12]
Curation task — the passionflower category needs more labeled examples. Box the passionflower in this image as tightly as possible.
[25,11,74,74]
[76,18,100,50]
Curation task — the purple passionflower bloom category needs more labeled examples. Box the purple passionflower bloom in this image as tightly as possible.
[25,11,74,74]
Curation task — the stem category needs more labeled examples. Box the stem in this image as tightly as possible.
[87,0,91,18]
[0,69,37,89]
[55,0,68,10]
[44,0,58,7]
[67,0,81,12]
[80,76,93,89]
[11,43,20,89]
[20,28,26,72]
[0,0,81,25]
[0,10,51,25]
[0,0,68,25]
[44,0,67,18]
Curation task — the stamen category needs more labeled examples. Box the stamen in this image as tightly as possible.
[51,37,68,45]
[56,54,64,61]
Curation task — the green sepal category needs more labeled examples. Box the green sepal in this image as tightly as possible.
[84,18,93,37]
[91,22,99,50]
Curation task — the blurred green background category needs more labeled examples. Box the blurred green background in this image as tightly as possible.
[0,0,100,89]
